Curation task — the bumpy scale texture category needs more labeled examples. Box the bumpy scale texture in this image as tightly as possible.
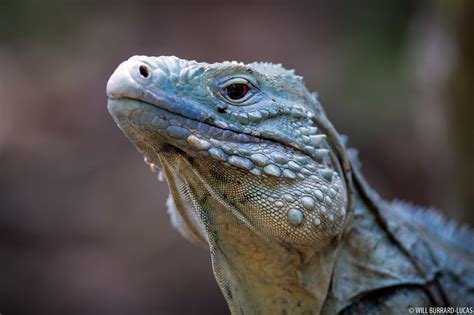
[107,56,474,315]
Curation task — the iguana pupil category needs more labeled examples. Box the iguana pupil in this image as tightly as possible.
[225,83,249,100]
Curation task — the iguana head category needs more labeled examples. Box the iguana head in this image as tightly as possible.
[107,55,350,249]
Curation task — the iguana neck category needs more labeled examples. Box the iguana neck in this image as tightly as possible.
[207,207,341,315]
[157,151,346,314]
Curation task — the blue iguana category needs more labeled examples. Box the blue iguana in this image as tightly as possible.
[106,55,474,314]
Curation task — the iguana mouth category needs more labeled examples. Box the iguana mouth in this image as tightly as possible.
[109,93,315,157]
[111,96,268,143]
[108,97,321,179]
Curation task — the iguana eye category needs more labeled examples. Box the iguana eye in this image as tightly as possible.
[225,83,249,100]
[220,78,254,104]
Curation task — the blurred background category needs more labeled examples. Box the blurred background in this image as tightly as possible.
[0,0,472,314]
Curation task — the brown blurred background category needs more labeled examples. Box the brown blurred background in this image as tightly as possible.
[0,1,472,314]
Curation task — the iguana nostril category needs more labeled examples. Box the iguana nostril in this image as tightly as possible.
[139,65,150,78]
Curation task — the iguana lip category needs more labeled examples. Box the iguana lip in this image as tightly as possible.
[108,95,313,158]
[108,97,321,178]
[108,96,267,144]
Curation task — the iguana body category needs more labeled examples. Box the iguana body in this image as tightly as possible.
[106,56,474,314]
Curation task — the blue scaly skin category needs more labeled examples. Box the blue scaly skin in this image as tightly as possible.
[107,56,474,314]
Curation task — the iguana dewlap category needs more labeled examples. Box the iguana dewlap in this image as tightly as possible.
[106,56,474,314]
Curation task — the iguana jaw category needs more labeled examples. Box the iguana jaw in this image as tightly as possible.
[107,96,315,179]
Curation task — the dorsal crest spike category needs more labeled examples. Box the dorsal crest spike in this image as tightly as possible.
[248,61,301,79]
